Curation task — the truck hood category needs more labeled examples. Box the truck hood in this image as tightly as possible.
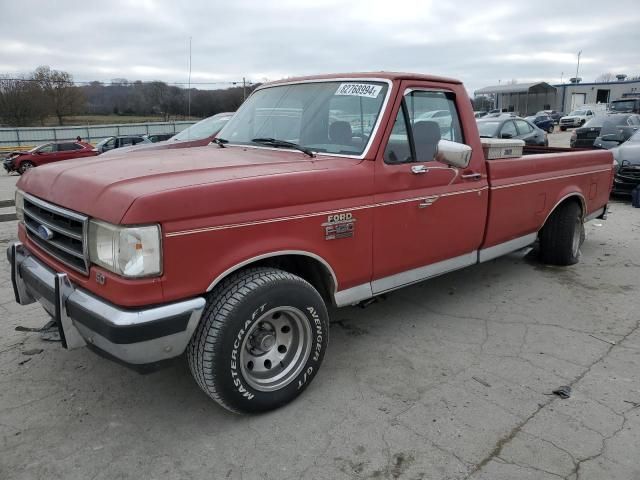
[18,145,360,224]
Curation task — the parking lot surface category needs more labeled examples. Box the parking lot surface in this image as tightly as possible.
[1,139,639,480]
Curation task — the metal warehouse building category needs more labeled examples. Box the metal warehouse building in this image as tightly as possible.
[475,78,640,116]
[474,82,557,116]
[553,78,640,113]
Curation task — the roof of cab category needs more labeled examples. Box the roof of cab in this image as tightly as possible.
[263,72,462,87]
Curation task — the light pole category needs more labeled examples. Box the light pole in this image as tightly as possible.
[575,51,582,83]
[188,36,192,118]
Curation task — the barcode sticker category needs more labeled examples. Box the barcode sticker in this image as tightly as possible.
[335,83,382,98]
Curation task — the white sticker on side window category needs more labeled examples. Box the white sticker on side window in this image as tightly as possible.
[335,83,382,98]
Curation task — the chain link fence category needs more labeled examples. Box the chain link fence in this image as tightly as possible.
[0,121,197,151]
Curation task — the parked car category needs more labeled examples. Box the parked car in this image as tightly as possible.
[476,116,548,146]
[95,135,151,153]
[8,72,612,413]
[559,108,597,130]
[3,141,97,174]
[609,129,640,195]
[143,133,174,143]
[101,112,234,157]
[610,98,640,114]
[571,114,640,148]
[417,109,453,129]
[594,116,640,149]
[474,111,488,118]
[526,114,555,133]
[536,110,563,124]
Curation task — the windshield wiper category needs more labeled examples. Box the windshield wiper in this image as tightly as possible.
[214,138,228,148]
[251,138,315,158]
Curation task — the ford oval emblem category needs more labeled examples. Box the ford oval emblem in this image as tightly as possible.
[36,224,55,240]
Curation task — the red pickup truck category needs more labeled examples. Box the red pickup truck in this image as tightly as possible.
[8,72,613,413]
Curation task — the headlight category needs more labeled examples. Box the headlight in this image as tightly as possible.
[89,220,161,278]
[15,190,24,222]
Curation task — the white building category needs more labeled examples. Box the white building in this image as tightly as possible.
[553,78,640,113]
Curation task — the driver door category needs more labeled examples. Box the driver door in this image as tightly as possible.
[371,84,488,293]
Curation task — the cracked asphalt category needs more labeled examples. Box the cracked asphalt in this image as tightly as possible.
[1,171,640,479]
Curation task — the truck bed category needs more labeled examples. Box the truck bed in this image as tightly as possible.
[482,149,613,250]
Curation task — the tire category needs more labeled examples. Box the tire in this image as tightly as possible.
[560,126,567,131]
[17,161,35,174]
[188,267,329,414]
[547,125,554,134]
[539,201,583,266]
[580,119,586,126]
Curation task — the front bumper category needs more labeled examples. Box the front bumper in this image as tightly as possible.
[8,242,206,365]
[3,158,15,173]
[612,175,639,195]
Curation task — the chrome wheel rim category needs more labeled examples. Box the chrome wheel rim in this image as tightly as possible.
[571,219,581,257]
[239,306,312,392]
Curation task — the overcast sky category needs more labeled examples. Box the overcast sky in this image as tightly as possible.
[2,0,639,94]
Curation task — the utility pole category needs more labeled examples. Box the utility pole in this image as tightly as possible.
[575,51,582,83]
[187,36,192,118]
[560,72,564,84]
[243,77,246,101]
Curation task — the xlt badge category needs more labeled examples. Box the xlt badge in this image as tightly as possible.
[322,212,355,240]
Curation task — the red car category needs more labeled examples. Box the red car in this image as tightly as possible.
[100,112,234,157]
[3,141,98,174]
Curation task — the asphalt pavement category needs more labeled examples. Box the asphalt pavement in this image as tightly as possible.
[1,132,639,480]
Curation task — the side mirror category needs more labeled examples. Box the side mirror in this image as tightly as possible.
[501,132,513,139]
[436,140,472,168]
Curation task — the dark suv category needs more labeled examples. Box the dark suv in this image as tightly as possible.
[570,114,640,148]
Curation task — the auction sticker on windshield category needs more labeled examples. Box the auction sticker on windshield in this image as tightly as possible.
[335,83,382,98]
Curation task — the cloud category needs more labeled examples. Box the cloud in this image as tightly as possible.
[1,0,639,93]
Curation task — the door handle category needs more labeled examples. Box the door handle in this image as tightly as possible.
[461,172,482,180]
[411,165,428,174]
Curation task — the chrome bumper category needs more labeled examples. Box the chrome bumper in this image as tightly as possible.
[8,242,206,365]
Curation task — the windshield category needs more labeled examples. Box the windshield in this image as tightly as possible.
[610,100,637,112]
[476,121,501,137]
[217,80,389,156]
[628,129,640,143]
[570,110,587,116]
[172,113,232,142]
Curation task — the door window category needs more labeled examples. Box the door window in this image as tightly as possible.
[500,121,517,138]
[515,120,533,134]
[384,90,464,164]
[59,143,82,151]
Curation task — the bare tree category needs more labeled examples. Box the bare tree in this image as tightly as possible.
[0,75,48,126]
[32,66,85,125]
[595,72,615,83]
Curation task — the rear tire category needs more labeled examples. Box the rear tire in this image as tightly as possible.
[17,161,35,174]
[188,267,329,414]
[560,126,567,131]
[547,125,554,134]
[539,201,583,266]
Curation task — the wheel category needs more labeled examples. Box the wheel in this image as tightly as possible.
[539,201,583,266]
[580,119,586,126]
[560,126,567,131]
[547,125,554,134]
[17,161,35,174]
[188,267,329,414]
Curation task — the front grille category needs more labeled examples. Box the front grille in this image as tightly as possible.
[23,194,89,274]
[618,167,640,181]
